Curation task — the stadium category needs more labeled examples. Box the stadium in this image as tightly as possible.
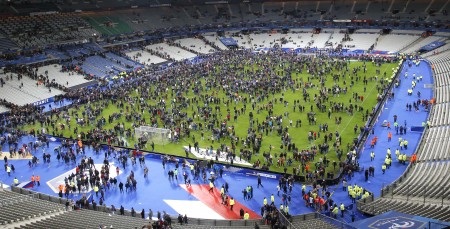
[0,0,449,228]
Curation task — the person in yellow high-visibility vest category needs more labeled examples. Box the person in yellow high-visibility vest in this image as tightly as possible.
[363,191,370,199]
[340,203,345,217]
[229,197,235,210]
[244,212,249,220]
[384,156,390,168]
[270,194,275,204]
[208,181,214,193]
[350,190,356,203]
[284,205,289,216]
[263,197,267,206]
[94,185,99,197]
[332,205,339,218]
[13,177,19,185]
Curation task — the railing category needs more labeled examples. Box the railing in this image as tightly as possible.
[9,185,267,227]
[380,162,415,197]
[381,184,450,206]
[356,194,375,212]
[315,213,357,229]
[4,185,368,228]
[275,208,295,229]
[183,218,265,227]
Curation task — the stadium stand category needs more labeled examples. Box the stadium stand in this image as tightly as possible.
[0,13,97,48]
[104,52,143,70]
[429,53,450,109]
[326,30,345,48]
[201,33,229,51]
[0,72,63,106]
[400,36,445,54]
[343,33,379,51]
[421,42,450,58]
[430,103,450,126]
[427,49,450,131]
[228,32,252,49]
[291,213,341,229]
[292,31,319,49]
[391,30,424,35]
[0,189,65,225]
[75,59,108,79]
[308,33,332,49]
[36,65,92,89]
[83,14,134,36]
[7,2,60,14]
[146,43,197,61]
[417,128,450,160]
[16,209,149,229]
[67,52,142,80]
[0,53,49,68]
[373,34,420,53]
[0,35,18,53]
[175,38,217,54]
[125,50,169,65]
[249,33,283,49]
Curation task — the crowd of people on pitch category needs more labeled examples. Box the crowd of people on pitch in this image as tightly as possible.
[0,49,400,228]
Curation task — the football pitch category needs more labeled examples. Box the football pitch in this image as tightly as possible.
[23,55,398,175]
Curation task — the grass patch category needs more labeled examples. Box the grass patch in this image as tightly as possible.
[22,55,397,176]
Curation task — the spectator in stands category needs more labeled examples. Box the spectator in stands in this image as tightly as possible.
[111,205,116,215]
[149,209,153,220]
[119,205,124,215]
[177,214,183,225]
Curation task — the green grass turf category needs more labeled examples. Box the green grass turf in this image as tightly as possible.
[84,16,133,36]
[22,60,398,175]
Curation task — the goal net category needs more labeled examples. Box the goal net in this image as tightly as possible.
[135,126,171,145]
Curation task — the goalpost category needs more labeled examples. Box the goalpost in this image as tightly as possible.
[135,126,171,145]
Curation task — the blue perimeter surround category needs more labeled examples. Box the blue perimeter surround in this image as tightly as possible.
[350,211,450,229]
